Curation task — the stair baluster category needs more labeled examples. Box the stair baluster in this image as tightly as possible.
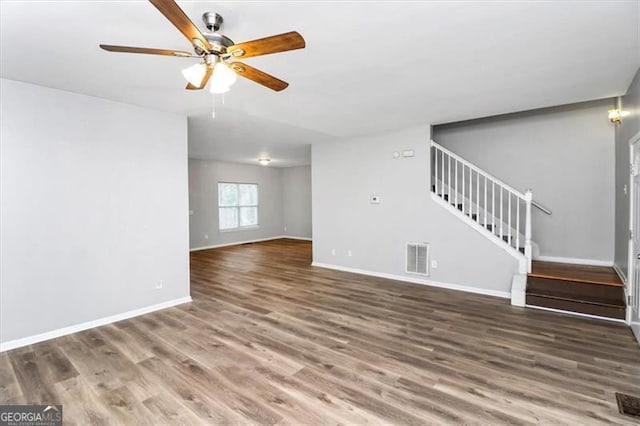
[462,164,465,214]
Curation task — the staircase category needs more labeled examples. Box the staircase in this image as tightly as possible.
[527,261,626,320]
[430,140,532,277]
[430,140,627,321]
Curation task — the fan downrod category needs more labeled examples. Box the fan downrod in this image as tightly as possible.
[202,12,223,32]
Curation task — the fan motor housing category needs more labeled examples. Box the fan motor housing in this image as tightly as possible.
[205,33,234,54]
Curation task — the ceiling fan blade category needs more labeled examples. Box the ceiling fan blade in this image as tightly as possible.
[227,31,305,59]
[148,0,211,52]
[186,66,214,90]
[229,62,289,92]
[100,44,195,57]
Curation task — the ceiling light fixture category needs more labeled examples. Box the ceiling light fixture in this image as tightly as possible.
[258,158,271,166]
[181,63,207,87]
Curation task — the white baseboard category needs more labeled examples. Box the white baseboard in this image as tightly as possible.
[311,261,510,299]
[534,256,613,267]
[282,236,313,241]
[0,296,192,352]
[613,263,628,285]
[190,236,285,252]
[190,236,312,252]
[524,304,626,323]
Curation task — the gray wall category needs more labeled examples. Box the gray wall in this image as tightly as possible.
[312,126,519,294]
[615,67,640,279]
[282,166,312,239]
[1,79,190,345]
[189,159,284,248]
[434,99,615,262]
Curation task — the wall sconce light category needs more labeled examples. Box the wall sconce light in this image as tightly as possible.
[609,96,630,124]
[608,108,630,124]
[258,158,271,166]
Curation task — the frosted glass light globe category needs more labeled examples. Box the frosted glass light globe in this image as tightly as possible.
[210,63,237,94]
[181,63,207,86]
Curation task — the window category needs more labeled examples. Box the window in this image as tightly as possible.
[218,183,258,231]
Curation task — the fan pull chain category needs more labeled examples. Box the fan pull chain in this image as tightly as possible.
[211,94,216,119]
[210,93,228,119]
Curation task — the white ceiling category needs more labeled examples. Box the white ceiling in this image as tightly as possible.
[2,1,639,167]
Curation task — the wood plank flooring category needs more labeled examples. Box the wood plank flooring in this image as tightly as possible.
[2,239,640,425]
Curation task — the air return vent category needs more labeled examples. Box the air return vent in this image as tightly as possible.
[406,242,429,276]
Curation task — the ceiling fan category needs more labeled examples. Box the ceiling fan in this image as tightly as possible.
[100,0,305,93]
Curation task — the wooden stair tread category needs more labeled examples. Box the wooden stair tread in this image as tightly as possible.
[529,261,623,287]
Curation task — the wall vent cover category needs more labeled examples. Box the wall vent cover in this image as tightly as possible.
[406,242,429,276]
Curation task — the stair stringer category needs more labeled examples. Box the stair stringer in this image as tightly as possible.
[434,179,527,245]
[432,179,540,263]
[430,192,528,275]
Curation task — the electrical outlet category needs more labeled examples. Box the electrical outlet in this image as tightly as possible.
[347,250,353,257]
[284,226,287,232]
[204,234,209,240]
[331,248,336,256]
[156,280,163,289]
[431,260,438,269]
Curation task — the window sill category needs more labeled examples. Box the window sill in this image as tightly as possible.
[219,225,260,233]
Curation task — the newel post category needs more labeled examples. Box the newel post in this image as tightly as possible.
[524,189,533,273]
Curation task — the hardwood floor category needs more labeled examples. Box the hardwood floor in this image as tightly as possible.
[2,239,640,425]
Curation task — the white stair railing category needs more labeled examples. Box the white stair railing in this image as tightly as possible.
[431,140,532,272]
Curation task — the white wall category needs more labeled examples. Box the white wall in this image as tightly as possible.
[282,166,312,239]
[312,126,518,295]
[189,159,284,249]
[615,67,640,280]
[434,99,615,263]
[1,79,190,346]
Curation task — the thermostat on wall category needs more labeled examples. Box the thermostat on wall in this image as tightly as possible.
[402,149,415,158]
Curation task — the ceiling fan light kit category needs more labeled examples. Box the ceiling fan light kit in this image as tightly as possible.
[209,62,237,94]
[181,63,207,86]
[99,0,305,100]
